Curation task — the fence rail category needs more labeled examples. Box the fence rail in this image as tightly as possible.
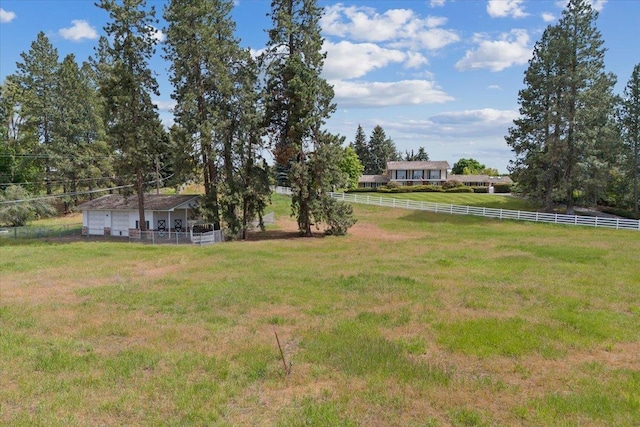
[319,191,639,231]
[0,224,82,240]
[0,224,226,245]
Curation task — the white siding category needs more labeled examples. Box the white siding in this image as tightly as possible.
[111,212,129,236]
[87,211,106,235]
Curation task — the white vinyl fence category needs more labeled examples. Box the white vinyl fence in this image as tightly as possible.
[274,187,638,231]
[325,191,640,231]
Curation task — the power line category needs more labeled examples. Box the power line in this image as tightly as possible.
[0,174,175,205]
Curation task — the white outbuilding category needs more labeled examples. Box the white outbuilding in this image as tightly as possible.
[79,194,200,237]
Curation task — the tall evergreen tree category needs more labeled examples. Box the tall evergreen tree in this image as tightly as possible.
[506,0,617,214]
[367,125,398,175]
[12,32,60,194]
[350,124,369,172]
[50,55,111,210]
[404,147,429,162]
[262,0,353,236]
[164,0,270,238]
[506,25,565,211]
[620,64,640,217]
[96,0,166,231]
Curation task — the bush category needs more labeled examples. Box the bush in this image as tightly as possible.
[444,186,474,193]
[472,186,488,193]
[442,180,464,189]
[494,184,512,194]
[346,187,379,193]
[378,185,412,193]
[0,185,57,227]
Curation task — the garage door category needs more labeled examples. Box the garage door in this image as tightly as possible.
[87,211,105,235]
[112,212,129,237]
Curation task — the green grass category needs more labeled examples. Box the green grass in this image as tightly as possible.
[1,194,639,425]
[386,191,539,210]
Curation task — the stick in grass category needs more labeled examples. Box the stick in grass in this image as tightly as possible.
[273,328,290,376]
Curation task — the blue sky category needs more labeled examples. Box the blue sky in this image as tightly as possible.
[1,0,638,173]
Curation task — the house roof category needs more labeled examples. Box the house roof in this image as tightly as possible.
[359,175,390,183]
[78,194,200,211]
[386,161,450,170]
[448,174,514,184]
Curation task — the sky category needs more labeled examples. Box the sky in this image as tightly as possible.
[1,0,639,173]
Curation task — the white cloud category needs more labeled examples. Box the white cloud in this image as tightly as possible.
[323,40,429,79]
[541,12,556,23]
[487,85,502,90]
[555,0,607,12]
[430,0,448,7]
[487,0,528,18]
[589,0,608,12]
[405,52,429,69]
[59,20,98,42]
[455,29,532,72]
[330,79,454,108]
[153,99,176,112]
[321,4,459,50]
[0,8,16,23]
[430,109,517,126]
[150,26,165,43]
[323,40,406,80]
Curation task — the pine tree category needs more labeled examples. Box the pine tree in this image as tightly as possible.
[367,125,398,175]
[164,0,270,238]
[404,147,429,161]
[50,55,111,210]
[262,0,354,236]
[350,124,369,172]
[506,25,565,212]
[12,32,60,194]
[620,64,640,217]
[506,0,617,214]
[96,0,167,231]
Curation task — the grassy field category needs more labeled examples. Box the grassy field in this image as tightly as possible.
[1,194,639,426]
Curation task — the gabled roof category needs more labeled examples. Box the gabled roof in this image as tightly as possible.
[78,194,200,211]
[386,161,450,170]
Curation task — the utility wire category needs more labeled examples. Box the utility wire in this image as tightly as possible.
[0,174,175,205]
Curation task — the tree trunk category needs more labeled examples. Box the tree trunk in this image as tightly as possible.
[136,168,147,231]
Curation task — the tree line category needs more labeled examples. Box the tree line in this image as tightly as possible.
[506,0,639,217]
[0,0,355,236]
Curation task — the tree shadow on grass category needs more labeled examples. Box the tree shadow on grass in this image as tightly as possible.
[245,229,326,241]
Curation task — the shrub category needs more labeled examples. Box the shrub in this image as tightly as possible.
[472,186,488,193]
[346,187,379,193]
[442,180,464,189]
[494,184,512,193]
[445,186,474,193]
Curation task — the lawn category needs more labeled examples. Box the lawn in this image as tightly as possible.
[1,195,639,426]
[375,191,539,211]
